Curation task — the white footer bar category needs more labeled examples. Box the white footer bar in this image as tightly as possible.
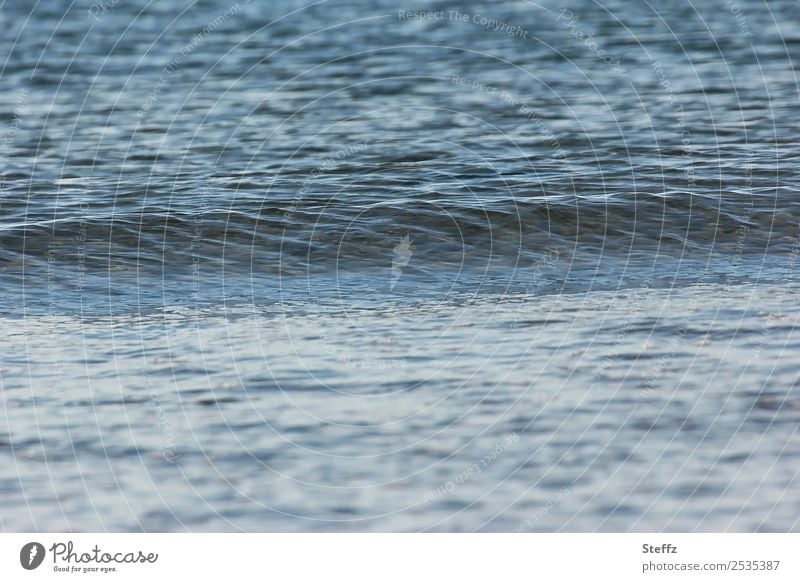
[2,534,797,581]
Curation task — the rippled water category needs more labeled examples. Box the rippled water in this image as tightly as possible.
[1,0,799,531]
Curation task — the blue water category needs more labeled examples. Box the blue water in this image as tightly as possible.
[1,0,799,531]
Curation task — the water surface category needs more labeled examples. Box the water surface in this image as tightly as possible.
[1,0,799,531]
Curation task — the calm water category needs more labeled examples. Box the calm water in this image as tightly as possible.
[1,0,799,531]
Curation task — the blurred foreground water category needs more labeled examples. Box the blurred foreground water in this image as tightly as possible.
[1,0,799,530]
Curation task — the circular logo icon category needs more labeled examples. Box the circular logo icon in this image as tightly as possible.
[20,542,45,570]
